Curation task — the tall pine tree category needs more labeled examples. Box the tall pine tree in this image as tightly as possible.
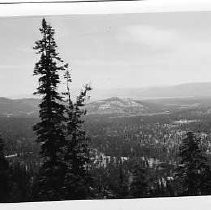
[175,131,211,196]
[32,18,67,201]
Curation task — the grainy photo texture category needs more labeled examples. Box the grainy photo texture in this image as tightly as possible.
[1,12,211,202]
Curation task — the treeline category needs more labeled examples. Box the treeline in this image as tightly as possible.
[0,19,211,202]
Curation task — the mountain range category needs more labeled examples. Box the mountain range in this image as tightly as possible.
[2,82,211,117]
[0,97,162,117]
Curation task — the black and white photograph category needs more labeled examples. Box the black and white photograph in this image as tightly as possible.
[1,0,211,208]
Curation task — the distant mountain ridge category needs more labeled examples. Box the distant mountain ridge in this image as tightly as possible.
[0,97,39,117]
[2,82,211,117]
[0,97,161,117]
[138,82,211,99]
[9,82,211,101]
[91,82,211,100]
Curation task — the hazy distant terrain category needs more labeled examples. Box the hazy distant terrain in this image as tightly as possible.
[91,82,211,100]
[0,97,39,117]
[0,96,197,117]
[2,82,211,117]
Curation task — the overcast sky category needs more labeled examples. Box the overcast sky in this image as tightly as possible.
[1,12,211,98]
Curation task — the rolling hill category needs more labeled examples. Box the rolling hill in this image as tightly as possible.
[0,97,39,117]
[86,97,164,115]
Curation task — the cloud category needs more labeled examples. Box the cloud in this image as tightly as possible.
[116,24,211,70]
[117,25,183,51]
[73,58,146,67]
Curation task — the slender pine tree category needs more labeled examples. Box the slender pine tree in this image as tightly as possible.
[32,18,67,201]
[62,68,93,199]
[175,131,211,196]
